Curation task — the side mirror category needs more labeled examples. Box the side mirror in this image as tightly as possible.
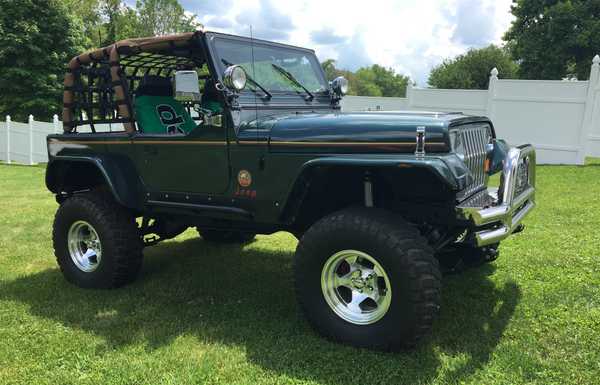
[223,65,247,92]
[331,76,348,97]
[173,70,201,101]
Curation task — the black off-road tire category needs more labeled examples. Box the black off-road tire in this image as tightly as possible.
[197,229,256,244]
[53,192,143,289]
[294,208,441,350]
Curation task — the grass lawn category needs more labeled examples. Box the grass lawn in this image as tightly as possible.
[0,161,599,385]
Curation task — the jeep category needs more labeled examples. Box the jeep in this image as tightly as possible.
[46,30,536,350]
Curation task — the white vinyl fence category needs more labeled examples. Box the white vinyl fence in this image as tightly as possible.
[1,56,599,165]
[0,115,123,164]
[342,55,600,165]
[0,115,60,165]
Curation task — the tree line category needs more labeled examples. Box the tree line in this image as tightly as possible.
[64,0,199,49]
[0,0,198,122]
[1,0,599,122]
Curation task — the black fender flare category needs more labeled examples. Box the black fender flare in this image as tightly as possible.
[279,155,470,224]
[46,155,143,210]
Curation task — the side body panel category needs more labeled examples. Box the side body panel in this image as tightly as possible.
[46,134,144,210]
[130,119,231,195]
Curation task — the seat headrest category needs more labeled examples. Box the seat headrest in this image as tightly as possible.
[136,75,173,97]
[203,79,219,99]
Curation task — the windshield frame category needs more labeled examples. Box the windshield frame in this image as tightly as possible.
[204,32,329,98]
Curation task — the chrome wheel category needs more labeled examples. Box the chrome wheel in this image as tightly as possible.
[67,220,102,272]
[321,250,392,325]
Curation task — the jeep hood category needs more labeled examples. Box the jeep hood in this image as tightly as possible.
[252,112,452,153]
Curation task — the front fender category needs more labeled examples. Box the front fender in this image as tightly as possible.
[279,153,471,223]
[46,154,143,210]
[299,154,470,190]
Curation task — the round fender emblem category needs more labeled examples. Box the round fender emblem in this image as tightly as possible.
[238,170,252,187]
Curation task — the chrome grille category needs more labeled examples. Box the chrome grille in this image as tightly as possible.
[458,124,492,200]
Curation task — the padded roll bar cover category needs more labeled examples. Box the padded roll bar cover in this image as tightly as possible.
[61,32,201,133]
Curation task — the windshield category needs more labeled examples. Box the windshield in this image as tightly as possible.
[212,36,328,94]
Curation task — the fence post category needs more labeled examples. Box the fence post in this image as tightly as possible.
[486,67,498,120]
[579,55,600,164]
[53,114,59,134]
[406,82,413,109]
[28,114,35,165]
[5,115,10,164]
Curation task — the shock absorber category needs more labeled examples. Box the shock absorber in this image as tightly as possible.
[364,172,374,208]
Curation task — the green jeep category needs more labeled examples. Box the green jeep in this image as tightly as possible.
[46,30,536,350]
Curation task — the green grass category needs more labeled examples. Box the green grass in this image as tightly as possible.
[0,161,599,385]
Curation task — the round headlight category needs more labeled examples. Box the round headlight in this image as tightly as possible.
[332,76,348,96]
[223,65,247,91]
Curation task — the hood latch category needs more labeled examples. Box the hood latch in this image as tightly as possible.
[415,126,426,157]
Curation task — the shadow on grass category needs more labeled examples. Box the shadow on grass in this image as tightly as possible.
[0,237,520,385]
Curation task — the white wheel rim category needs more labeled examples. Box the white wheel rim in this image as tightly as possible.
[321,250,392,325]
[67,220,102,272]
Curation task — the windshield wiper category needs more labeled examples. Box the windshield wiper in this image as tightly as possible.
[221,59,271,99]
[271,63,314,101]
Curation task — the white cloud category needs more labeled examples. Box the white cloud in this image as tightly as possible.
[310,28,347,45]
[190,0,514,85]
[233,0,296,40]
[446,0,512,47]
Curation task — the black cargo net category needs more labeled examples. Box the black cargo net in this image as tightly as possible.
[69,58,121,131]
[120,52,205,99]
[69,49,207,132]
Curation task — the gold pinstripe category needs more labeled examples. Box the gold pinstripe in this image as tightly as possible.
[52,140,227,145]
[50,139,447,149]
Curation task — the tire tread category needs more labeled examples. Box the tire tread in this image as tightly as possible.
[293,207,441,350]
[52,191,142,288]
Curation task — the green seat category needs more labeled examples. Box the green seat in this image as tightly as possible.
[135,95,196,134]
[134,76,196,135]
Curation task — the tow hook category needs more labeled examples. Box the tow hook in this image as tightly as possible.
[512,224,525,234]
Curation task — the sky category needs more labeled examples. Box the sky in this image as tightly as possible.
[172,0,514,86]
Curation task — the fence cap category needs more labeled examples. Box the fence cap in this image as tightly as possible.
[490,67,499,77]
[6,115,10,122]
[593,55,600,65]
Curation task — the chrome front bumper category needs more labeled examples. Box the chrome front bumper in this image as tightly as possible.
[457,144,536,247]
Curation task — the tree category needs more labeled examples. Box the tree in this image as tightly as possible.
[62,0,102,47]
[321,59,341,82]
[367,64,410,97]
[102,0,131,44]
[136,0,199,37]
[61,0,198,48]
[0,0,87,121]
[353,67,383,96]
[504,0,600,80]
[428,45,519,89]
[320,60,410,97]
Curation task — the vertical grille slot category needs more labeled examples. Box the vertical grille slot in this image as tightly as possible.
[457,124,491,200]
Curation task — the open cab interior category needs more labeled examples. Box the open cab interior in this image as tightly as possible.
[62,31,226,137]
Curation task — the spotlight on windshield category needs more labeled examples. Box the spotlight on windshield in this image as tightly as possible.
[223,65,247,92]
[331,76,348,96]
